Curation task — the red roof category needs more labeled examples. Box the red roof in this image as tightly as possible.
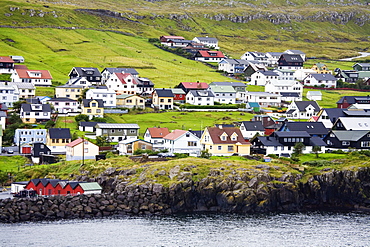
[15,69,52,79]
[0,56,14,63]
[66,138,83,147]
[115,73,138,85]
[161,35,185,41]
[14,65,28,70]
[180,82,209,89]
[206,127,251,145]
[147,127,170,138]
[197,51,225,58]
[164,130,187,140]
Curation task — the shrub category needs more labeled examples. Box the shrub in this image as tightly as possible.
[267,154,278,159]
[302,160,332,167]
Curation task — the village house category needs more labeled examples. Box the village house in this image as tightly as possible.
[163,129,201,157]
[152,88,174,110]
[286,101,321,119]
[9,55,24,63]
[46,128,71,154]
[20,103,51,124]
[186,90,215,106]
[353,63,370,72]
[277,54,304,71]
[55,84,83,100]
[332,117,370,131]
[137,77,154,96]
[239,121,265,140]
[104,72,138,95]
[144,127,170,151]
[0,83,19,107]
[78,121,103,132]
[118,139,153,155]
[336,96,370,108]
[250,70,279,86]
[101,68,139,83]
[311,62,332,74]
[116,94,145,109]
[265,52,286,67]
[68,67,102,86]
[240,51,267,62]
[302,73,337,88]
[192,37,219,49]
[324,130,370,151]
[31,142,52,164]
[334,69,358,83]
[265,80,303,101]
[210,82,247,102]
[194,50,226,62]
[182,42,210,58]
[160,36,193,47]
[177,82,209,94]
[244,62,268,78]
[306,91,323,101]
[0,56,14,74]
[208,85,237,104]
[47,97,80,114]
[245,92,281,107]
[81,99,104,119]
[86,88,117,108]
[8,82,35,99]
[315,108,347,129]
[169,88,187,103]
[66,138,99,161]
[294,69,316,81]
[11,69,52,86]
[14,129,47,154]
[218,59,251,74]
[160,35,185,43]
[95,123,140,142]
[278,121,328,138]
[200,126,251,156]
[251,131,326,157]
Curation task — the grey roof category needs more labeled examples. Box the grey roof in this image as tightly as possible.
[266,52,286,56]
[280,54,304,63]
[331,130,369,141]
[188,90,215,97]
[8,82,35,89]
[274,131,311,138]
[280,92,300,97]
[95,123,140,129]
[56,84,84,88]
[195,37,218,42]
[255,136,283,146]
[137,77,154,86]
[309,136,327,146]
[260,71,279,76]
[82,99,104,108]
[26,98,40,104]
[48,97,77,102]
[307,91,322,96]
[103,68,139,75]
[79,121,103,127]
[343,110,370,117]
[294,101,320,112]
[155,89,174,97]
[21,103,51,112]
[279,122,328,136]
[286,50,305,54]
[48,128,71,139]
[335,117,370,130]
[286,109,295,114]
[337,96,370,104]
[79,182,102,191]
[71,67,101,77]
[321,108,346,123]
[241,121,265,131]
[211,82,247,87]
[308,73,337,81]
[221,59,251,65]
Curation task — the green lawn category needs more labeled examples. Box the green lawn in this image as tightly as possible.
[0,156,29,173]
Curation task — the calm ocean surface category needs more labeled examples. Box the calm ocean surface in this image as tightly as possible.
[1,212,369,247]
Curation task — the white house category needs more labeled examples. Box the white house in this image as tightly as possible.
[11,69,52,86]
[14,129,47,154]
[245,92,282,107]
[286,101,321,119]
[274,69,295,81]
[143,127,170,151]
[302,73,337,88]
[163,129,201,157]
[241,51,267,61]
[192,37,219,49]
[250,71,279,86]
[47,98,80,114]
[66,138,99,161]
[294,69,315,81]
[101,68,139,83]
[218,59,251,74]
[8,82,35,99]
[306,91,323,101]
[264,80,303,101]
[105,72,138,95]
[0,83,19,107]
[86,88,117,108]
[239,121,265,140]
[20,103,51,124]
[186,90,215,106]
[265,52,286,67]
[208,85,236,104]
[194,51,226,62]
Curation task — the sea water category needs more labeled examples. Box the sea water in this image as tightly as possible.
[1,212,369,247]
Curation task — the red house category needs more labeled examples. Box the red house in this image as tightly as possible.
[176,82,209,94]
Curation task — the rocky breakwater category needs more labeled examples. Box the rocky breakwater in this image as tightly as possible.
[1,162,370,223]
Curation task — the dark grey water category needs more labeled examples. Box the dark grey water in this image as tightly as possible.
[1,213,369,247]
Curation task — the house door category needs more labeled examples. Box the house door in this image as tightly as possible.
[22,147,31,154]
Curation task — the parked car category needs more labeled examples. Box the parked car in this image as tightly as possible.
[7,149,14,154]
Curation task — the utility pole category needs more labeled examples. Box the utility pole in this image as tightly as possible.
[82,137,85,166]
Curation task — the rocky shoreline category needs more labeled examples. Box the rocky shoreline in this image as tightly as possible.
[1,167,370,223]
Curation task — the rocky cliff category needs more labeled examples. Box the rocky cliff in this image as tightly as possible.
[1,166,370,223]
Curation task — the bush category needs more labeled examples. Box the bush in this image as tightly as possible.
[267,154,278,159]
[302,160,332,167]
[75,114,89,122]
[174,153,189,158]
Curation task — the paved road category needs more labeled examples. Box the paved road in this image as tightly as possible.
[339,52,370,61]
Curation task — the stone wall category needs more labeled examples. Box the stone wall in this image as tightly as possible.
[1,167,370,223]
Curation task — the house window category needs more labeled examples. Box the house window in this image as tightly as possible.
[160,99,164,103]
[92,103,96,107]
[130,130,136,134]
[188,141,197,146]
[361,141,370,147]
[96,109,101,113]
[84,148,88,153]
[218,146,222,150]
[274,146,278,151]
[228,145,233,152]
[87,109,92,113]
[342,141,350,146]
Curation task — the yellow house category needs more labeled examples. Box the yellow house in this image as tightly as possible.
[152,89,174,110]
[55,85,84,100]
[200,126,251,156]
[46,128,71,154]
[82,99,104,120]
[311,63,332,74]
[116,94,145,109]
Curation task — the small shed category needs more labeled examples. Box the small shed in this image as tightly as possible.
[11,181,28,194]
[79,182,102,194]
[306,91,322,101]
[10,55,25,63]
[246,102,261,112]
